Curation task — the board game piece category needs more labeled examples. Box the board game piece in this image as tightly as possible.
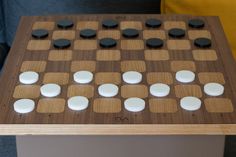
[57,19,74,29]
[40,83,61,97]
[176,70,195,83]
[188,19,205,28]
[168,28,185,38]
[98,83,118,97]
[122,71,142,84]
[180,96,201,111]
[19,71,39,84]
[124,97,145,112]
[53,39,71,49]
[146,38,164,48]
[99,38,117,48]
[68,96,89,111]
[122,28,139,38]
[204,82,224,96]
[31,29,49,39]
[145,19,162,28]
[150,83,170,97]
[13,99,35,114]
[194,38,211,48]
[73,71,93,84]
[102,19,119,28]
[80,29,96,38]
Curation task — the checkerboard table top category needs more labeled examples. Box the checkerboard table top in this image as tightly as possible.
[0,14,236,135]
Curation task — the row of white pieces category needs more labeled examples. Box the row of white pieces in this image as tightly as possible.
[18,71,142,85]
[19,70,197,85]
[73,71,143,84]
[13,96,202,114]
[28,81,225,98]
[98,83,224,98]
[19,71,225,97]
[99,83,170,97]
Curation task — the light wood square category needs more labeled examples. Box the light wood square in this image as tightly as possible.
[147,72,173,85]
[93,98,121,113]
[144,50,169,61]
[71,61,96,72]
[171,61,196,72]
[32,22,55,30]
[121,60,146,72]
[48,50,72,61]
[192,50,217,61]
[74,40,97,50]
[76,21,98,30]
[120,21,142,30]
[198,72,225,84]
[52,30,75,40]
[67,85,94,98]
[121,40,144,50]
[43,73,69,85]
[21,61,46,72]
[149,99,178,113]
[204,98,234,113]
[27,40,51,51]
[96,50,120,61]
[164,21,186,30]
[13,85,40,99]
[95,72,121,85]
[143,30,166,39]
[98,30,121,39]
[188,30,211,40]
[175,85,202,98]
[121,85,148,98]
[167,40,191,50]
[37,98,65,113]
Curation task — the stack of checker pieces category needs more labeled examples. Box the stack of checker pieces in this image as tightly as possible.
[0,14,236,127]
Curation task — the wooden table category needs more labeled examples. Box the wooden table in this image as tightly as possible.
[1,14,236,135]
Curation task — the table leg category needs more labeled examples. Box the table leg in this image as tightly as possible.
[16,135,225,157]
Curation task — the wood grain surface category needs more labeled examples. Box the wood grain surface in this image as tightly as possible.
[0,14,236,135]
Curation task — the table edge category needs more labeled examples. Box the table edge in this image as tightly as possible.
[0,124,236,135]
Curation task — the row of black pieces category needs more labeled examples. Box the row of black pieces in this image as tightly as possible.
[142,37,211,48]
[33,18,205,37]
[31,28,185,39]
[58,19,204,29]
[146,19,205,28]
[52,37,211,49]
[32,18,205,39]
[32,28,139,39]
[145,37,212,48]
[56,19,161,29]
[32,27,204,40]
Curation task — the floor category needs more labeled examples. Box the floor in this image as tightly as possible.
[0,136,17,157]
[224,136,236,157]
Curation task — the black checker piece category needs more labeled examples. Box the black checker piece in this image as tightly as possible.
[80,29,96,38]
[32,29,49,39]
[122,28,139,38]
[146,38,164,48]
[99,38,117,48]
[57,19,74,29]
[53,39,71,49]
[102,19,119,28]
[189,19,205,28]
[145,19,162,28]
[168,28,185,38]
[194,38,211,48]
